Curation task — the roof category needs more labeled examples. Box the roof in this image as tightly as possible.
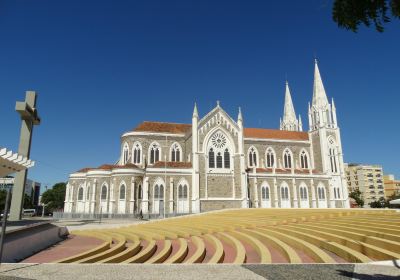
[76,163,139,173]
[133,121,192,134]
[244,128,309,141]
[132,122,309,140]
[152,161,192,169]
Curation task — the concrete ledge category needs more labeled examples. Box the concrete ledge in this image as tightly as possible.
[3,222,68,262]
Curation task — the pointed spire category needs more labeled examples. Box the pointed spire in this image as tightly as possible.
[238,107,243,122]
[281,81,298,131]
[299,115,303,131]
[192,102,198,118]
[312,59,329,108]
[331,98,336,111]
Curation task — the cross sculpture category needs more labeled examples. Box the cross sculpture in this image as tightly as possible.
[9,91,40,221]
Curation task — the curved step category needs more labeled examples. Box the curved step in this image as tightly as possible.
[203,234,224,263]
[77,233,127,263]
[283,225,372,263]
[240,228,302,264]
[258,228,334,263]
[164,238,188,263]
[217,232,246,264]
[57,232,111,263]
[229,230,271,263]
[184,236,206,263]
[123,240,157,263]
[145,240,172,264]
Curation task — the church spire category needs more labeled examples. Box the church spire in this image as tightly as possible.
[312,59,329,109]
[280,81,300,131]
[192,102,198,119]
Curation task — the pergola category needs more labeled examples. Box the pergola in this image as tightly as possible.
[0,147,34,177]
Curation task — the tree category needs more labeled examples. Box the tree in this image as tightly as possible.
[0,190,33,210]
[333,0,400,32]
[369,197,389,208]
[41,182,66,213]
[349,189,364,207]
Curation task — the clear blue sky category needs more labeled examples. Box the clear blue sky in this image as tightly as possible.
[1,0,399,189]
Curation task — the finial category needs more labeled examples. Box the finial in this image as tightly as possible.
[216,100,220,107]
[238,106,243,122]
[193,102,199,118]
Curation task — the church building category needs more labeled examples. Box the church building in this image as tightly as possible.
[64,61,350,216]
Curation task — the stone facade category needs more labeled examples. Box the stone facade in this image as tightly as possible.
[64,61,350,216]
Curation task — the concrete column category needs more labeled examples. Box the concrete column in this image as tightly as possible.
[130,178,135,214]
[273,178,278,208]
[70,185,75,213]
[253,178,258,208]
[109,178,115,214]
[292,179,298,208]
[329,182,335,208]
[311,179,316,208]
[142,177,149,214]
[91,179,97,214]
[10,91,40,221]
[169,178,174,214]
[64,183,70,212]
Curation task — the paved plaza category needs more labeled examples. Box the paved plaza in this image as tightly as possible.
[0,263,399,280]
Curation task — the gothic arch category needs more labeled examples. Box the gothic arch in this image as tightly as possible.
[132,141,142,164]
[265,147,276,168]
[148,141,161,164]
[122,142,130,164]
[170,142,182,162]
[283,148,293,169]
[248,146,259,168]
[299,149,310,169]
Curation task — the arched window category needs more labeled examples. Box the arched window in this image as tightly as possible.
[119,184,126,200]
[122,143,129,164]
[300,150,309,169]
[170,143,181,162]
[138,184,142,199]
[78,187,84,201]
[248,147,258,167]
[149,142,160,164]
[329,148,338,173]
[266,148,275,168]
[101,185,107,200]
[224,149,230,169]
[179,184,188,199]
[207,131,232,170]
[281,186,289,200]
[283,149,292,169]
[216,152,223,168]
[336,187,341,199]
[154,184,164,200]
[300,186,308,200]
[328,137,338,173]
[318,186,326,200]
[133,142,142,164]
[262,186,270,200]
[209,148,215,168]
[154,184,159,199]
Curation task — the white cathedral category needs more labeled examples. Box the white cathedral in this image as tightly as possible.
[64,61,350,216]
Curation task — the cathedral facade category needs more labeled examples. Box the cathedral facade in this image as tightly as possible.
[64,61,350,216]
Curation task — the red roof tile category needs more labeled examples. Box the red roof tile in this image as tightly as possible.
[133,121,192,134]
[244,128,309,141]
[152,161,192,168]
[75,163,140,173]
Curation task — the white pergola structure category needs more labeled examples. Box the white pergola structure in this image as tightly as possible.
[0,147,35,177]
